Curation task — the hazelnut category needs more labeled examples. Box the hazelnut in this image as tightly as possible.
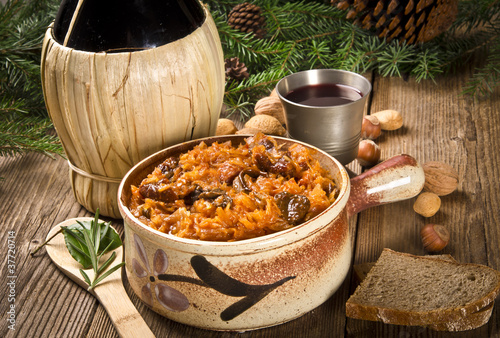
[413,192,441,217]
[244,115,286,136]
[372,109,403,131]
[421,224,450,252]
[216,118,237,135]
[422,161,459,196]
[357,139,381,167]
[254,96,286,125]
[361,115,381,140]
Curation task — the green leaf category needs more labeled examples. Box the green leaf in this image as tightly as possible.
[29,208,124,289]
[64,226,86,245]
[92,213,101,253]
[80,269,91,286]
[81,226,98,274]
[97,251,117,275]
[89,262,125,290]
[62,226,93,269]
[62,218,122,269]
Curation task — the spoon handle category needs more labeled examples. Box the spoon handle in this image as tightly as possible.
[93,270,155,338]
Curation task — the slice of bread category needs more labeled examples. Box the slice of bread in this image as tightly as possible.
[351,253,495,331]
[352,254,457,288]
[346,249,500,329]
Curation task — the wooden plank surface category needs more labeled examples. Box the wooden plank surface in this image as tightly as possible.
[1,58,499,337]
[348,65,500,337]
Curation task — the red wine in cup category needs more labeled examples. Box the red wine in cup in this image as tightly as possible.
[285,83,363,107]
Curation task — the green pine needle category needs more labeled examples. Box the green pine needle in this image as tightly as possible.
[0,115,64,158]
[1,0,499,153]
[0,0,62,158]
[210,0,500,120]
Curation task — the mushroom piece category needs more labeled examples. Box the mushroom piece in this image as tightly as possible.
[213,194,233,209]
[322,179,336,196]
[253,150,274,173]
[185,185,204,205]
[233,168,265,193]
[185,186,232,208]
[275,191,293,215]
[287,195,310,224]
[199,189,233,208]
[270,155,297,178]
[258,137,276,150]
[198,189,226,200]
[138,205,151,219]
[274,192,310,225]
[253,145,297,178]
[158,156,179,180]
[139,183,177,203]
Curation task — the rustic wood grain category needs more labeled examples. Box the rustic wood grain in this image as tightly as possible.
[348,57,500,337]
[1,62,499,338]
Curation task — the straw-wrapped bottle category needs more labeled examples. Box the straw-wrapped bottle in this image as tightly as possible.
[41,0,225,218]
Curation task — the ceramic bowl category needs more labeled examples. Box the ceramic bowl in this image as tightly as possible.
[118,135,424,331]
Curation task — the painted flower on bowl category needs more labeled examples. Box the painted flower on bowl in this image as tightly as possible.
[130,233,296,321]
[131,234,190,312]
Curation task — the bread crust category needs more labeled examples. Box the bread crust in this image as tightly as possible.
[346,249,500,329]
[427,302,494,331]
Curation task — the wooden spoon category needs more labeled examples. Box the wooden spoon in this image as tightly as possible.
[45,217,155,338]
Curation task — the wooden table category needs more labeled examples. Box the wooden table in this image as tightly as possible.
[1,56,499,337]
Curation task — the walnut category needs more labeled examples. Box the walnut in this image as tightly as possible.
[216,118,238,135]
[422,161,459,196]
[254,96,286,125]
[244,115,286,136]
[269,88,279,97]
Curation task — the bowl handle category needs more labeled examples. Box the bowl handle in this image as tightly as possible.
[346,154,425,217]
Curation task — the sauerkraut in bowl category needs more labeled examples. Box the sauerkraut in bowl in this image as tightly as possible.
[128,133,339,241]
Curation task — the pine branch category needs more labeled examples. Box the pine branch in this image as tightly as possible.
[1,0,498,157]
[341,36,387,74]
[377,42,416,78]
[410,48,443,82]
[212,0,373,115]
[213,0,500,119]
[449,0,500,34]
[215,16,291,67]
[461,37,500,97]
[0,115,64,157]
[0,0,61,158]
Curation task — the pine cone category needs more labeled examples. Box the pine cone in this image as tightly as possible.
[228,2,266,38]
[225,57,249,82]
[331,0,458,44]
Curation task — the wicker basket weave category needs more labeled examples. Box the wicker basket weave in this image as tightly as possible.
[41,5,225,218]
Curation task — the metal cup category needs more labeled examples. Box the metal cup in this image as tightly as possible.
[276,69,371,165]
